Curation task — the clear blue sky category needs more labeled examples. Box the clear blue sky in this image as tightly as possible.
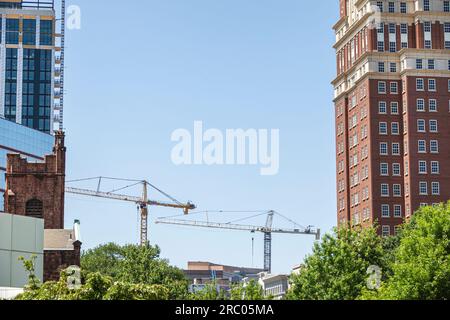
[63,0,340,274]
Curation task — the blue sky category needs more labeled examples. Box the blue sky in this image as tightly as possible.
[63,0,339,274]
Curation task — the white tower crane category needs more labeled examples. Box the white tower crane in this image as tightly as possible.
[155,210,320,273]
[65,177,196,246]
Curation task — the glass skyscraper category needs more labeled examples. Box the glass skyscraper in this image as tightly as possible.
[0,0,62,134]
[0,0,61,210]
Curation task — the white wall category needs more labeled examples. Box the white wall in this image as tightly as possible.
[0,213,44,288]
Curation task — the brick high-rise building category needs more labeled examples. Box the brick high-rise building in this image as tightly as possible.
[333,0,450,236]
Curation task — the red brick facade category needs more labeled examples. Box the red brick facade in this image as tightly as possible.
[4,131,66,229]
[44,243,81,282]
[334,2,450,235]
[4,131,81,281]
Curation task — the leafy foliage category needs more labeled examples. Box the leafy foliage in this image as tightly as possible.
[81,243,189,299]
[286,227,388,300]
[230,280,266,300]
[362,203,450,300]
[16,270,169,300]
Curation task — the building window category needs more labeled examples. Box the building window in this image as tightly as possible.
[378,62,385,72]
[379,101,387,114]
[382,226,391,237]
[390,63,397,73]
[26,199,43,219]
[428,60,435,70]
[418,140,427,153]
[417,99,425,111]
[391,102,399,114]
[431,161,440,174]
[379,122,388,135]
[393,163,401,176]
[391,122,400,135]
[400,23,408,34]
[40,20,54,46]
[382,204,390,218]
[378,81,386,94]
[445,1,450,12]
[380,142,388,155]
[419,182,428,195]
[381,163,389,176]
[6,19,19,44]
[377,1,384,12]
[393,184,402,197]
[23,19,36,46]
[429,99,437,112]
[394,205,402,218]
[424,0,430,11]
[416,59,423,69]
[381,184,390,197]
[429,120,438,132]
[392,143,400,155]
[430,140,439,153]
[425,40,432,49]
[400,2,407,13]
[416,78,424,91]
[377,41,385,52]
[417,119,426,132]
[428,79,436,91]
[389,42,396,52]
[389,2,395,13]
[5,48,18,122]
[431,182,440,195]
[419,160,427,174]
[390,82,398,94]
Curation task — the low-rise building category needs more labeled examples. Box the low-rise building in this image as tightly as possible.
[244,272,289,300]
[185,261,264,293]
[0,212,44,289]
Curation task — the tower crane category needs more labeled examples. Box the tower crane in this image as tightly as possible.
[65,177,196,246]
[155,210,320,273]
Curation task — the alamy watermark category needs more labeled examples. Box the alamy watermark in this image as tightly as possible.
[171,121,280,176]
[67,5,82,30]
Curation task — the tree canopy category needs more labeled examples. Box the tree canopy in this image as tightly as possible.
[81,243,189,299]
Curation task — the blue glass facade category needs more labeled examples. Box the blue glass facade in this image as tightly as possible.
[0,12,56,134]
[0,118,53,209]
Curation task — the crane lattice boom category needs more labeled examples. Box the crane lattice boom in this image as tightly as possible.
[155,211,320,273]
[65,177,195,246]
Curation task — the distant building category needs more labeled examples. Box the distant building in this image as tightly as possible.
[0,0,63,134]
[185,261,264,293]
[44,222,81,282]
[0,212,44,288]
[0,118,53,210]
[244,272,289,300]
[291,264,304,276]
[3,131,81,282]
[333,0,450,234]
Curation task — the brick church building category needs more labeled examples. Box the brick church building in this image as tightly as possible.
[4,131,81,281]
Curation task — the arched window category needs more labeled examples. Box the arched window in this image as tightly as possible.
[26,198,43,219]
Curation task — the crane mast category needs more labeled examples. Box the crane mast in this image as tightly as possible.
[156,211,320,273]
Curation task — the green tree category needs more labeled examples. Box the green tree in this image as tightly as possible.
[81,243,189,300]
[230,280,265,300]
[287,227,387,300]
[362,203,450,300]
[16,271,169,300]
